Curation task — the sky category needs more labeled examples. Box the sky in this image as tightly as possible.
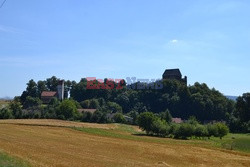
[0,0,250,98]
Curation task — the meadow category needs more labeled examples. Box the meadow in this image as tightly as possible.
[0,119,249,167]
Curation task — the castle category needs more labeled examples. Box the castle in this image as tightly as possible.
[162,68,187,85]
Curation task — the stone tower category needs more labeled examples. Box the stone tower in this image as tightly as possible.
[57,80,64,100]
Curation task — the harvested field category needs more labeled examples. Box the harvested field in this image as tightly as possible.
[0,119,117,129]
[0,119,249,167]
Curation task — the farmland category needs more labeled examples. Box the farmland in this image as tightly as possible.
[0,119,249,167]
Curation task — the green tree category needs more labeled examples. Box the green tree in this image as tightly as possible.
[159,109,172,123]
[236,93,250,123]
[151,119,169,137]
[23,96,42,108]
[206,124,218,138]
[9,101,23,119]
[113,112,126,123]
[215,123,229,139]
[138,112,157,134]
[0,108,13,119]
[89,99,100,109]
[106,102,122,113]
[194,124,208,138]
[80,100,90,108]
[175,123,195,139]
[57,99,78,119]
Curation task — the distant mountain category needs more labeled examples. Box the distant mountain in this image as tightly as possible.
[0,96,13,100]
[226,96,238,101]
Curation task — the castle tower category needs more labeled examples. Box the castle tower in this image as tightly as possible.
[57,80,64,100]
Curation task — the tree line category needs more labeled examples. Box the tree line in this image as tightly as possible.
[0,76,249,133]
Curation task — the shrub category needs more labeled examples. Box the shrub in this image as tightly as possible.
[113,112,126,123]
[215,123,229,139]
[151,119,169,137]
[0,108,13,119]
[206,124,219,138]
[57,99,78,120]
[138,112,157,134]
[194,124,208,138]
[175,123,195,139]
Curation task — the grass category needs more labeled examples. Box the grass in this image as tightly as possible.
[73,125,250,153]
[0,151,29,167]
[0,119,249,166]
[208,133,250,153]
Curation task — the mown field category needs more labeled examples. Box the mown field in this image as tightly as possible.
[0,119,249,167]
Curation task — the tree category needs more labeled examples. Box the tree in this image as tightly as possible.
[106,102,122,113]
[0,108,13,119]
[206,124,219,138]
[113,112,126,123]
[23,96,42,108]
[215,123,229,139]
[37,80,47,97]
[57,99,78,119]
[194,124,208,138]
[80,100,90,109]
[26,79,38,97]
[159,109,172,123]
[151,119,169,137]
[89,99,100,109]
[174,123,195,139]
[236,93,250,123]
[9,101,23,119]
[138,112,157,134]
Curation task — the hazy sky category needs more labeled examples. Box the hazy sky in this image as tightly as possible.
[0,0,249,97]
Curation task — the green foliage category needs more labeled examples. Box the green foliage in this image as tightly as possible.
[151,119,169,137]
[57,99,78,120]
[23,96,42,109]
[138,112,157,134]
[89,99,99,109]
[106,102,122,113]
[9,101,23,119]
[236,93,250,123]
[174,123,195,139]
[215,123,229,139]
[0,108,13,119]
[159,109,172,123]
[206,124,219,137]
[194,124,208,138]
[80,100,90,108]
[113,112,126,123]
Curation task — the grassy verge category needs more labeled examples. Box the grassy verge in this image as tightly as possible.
[73,124,250,153]
[0,151,30,167]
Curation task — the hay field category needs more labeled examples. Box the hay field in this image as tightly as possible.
[0,119,249,167]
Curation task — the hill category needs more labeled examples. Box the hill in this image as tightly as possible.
[0,119,249,166]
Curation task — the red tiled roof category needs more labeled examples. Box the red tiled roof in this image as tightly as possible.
[172,118,183,124]
[41,91,57,97]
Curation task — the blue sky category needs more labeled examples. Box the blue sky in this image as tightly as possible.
[0,0,250,97]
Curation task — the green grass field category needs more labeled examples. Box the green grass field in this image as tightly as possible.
[0,152,30,167]
[74,124,250,153]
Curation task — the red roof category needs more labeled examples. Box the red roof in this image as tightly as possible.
[41,91,57,97]
[172,118,183,124]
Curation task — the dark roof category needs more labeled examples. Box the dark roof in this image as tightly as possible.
[163,69,182,76]
[41,91,57,97]
[77,109,97,113]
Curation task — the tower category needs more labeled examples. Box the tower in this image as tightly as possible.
[57,80,64,100]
